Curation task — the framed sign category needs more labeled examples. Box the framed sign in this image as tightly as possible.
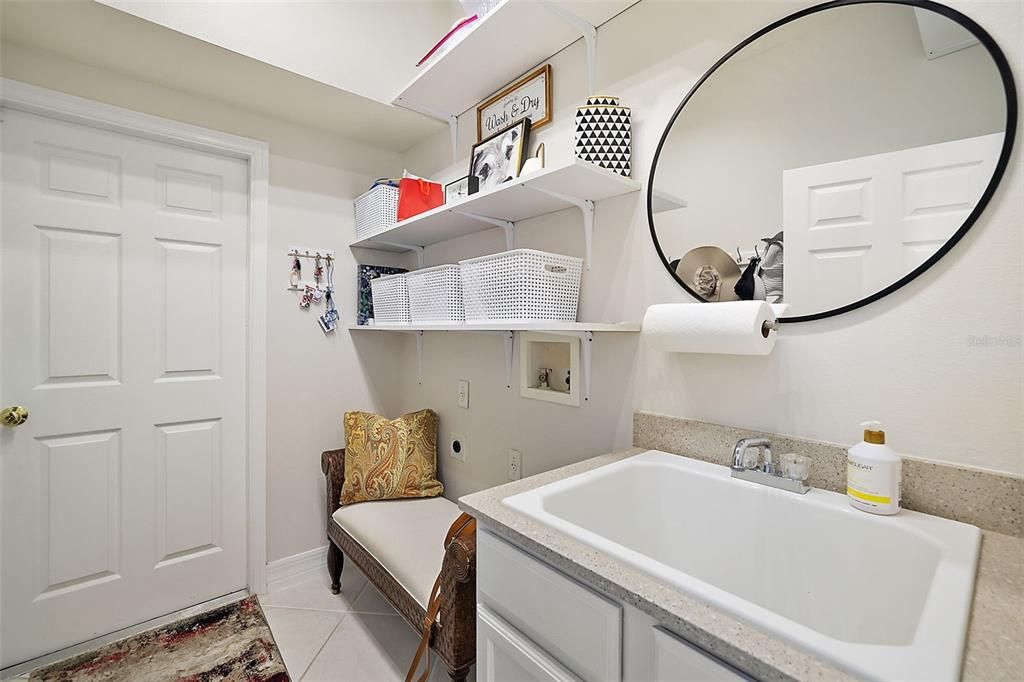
[476,64,551,142]
[444,175,479,203]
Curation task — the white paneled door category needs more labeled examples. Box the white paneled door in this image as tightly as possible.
[1,110,249,667]
[783,132,1003,313]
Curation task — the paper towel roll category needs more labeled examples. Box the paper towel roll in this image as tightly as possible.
[642,301,777,355]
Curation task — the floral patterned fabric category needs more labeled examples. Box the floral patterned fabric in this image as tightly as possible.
[341,409,443,505]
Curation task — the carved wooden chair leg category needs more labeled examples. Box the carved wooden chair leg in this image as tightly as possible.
[327,541,343,594]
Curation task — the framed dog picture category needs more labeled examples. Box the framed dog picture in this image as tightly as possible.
[469,118,531,194]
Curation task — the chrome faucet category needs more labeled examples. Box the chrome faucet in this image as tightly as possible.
[732,437,774,474]
[730,437,810,494]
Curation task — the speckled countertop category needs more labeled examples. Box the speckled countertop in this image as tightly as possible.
[459,448,1024,682]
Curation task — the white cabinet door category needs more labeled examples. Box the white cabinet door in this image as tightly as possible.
[1,110,249,667]
[783,132,1003,312]
[478,605,581,682]
[652,628,748,681]
[478,530,622,681]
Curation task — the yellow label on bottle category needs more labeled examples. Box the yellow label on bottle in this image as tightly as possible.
[847,486,891,504]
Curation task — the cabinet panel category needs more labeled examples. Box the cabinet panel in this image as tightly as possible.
[478,530,622,681]
[478,605,581,682]
[653,627,749,681]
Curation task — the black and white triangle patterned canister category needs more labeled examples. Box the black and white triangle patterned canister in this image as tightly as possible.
[574,98,631,177]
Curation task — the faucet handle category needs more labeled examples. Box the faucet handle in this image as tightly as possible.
[732,437,772,471]
[740,447,761,469]
[780,453,811,482]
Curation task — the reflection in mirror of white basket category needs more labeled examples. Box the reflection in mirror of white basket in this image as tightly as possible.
[641,301,785,355]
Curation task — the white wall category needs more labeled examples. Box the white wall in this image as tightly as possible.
[397,0,1023,494]
[96,0,463,104]
[1,44,411,562]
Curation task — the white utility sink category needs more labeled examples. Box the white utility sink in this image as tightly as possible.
[503,450,980,681]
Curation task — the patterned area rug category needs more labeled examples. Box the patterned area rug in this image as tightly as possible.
[30,596,289,681]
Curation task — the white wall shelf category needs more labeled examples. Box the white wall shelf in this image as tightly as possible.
[651,190,688,213]
[349,160,640,268]
[391,0,638,160]
[393,0,636,116]
[349,321,639,401]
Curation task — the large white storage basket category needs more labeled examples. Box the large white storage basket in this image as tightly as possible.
[354,184,399,240]
[369,273,410,324]
[460,249,583,323]
[408,264,464,323]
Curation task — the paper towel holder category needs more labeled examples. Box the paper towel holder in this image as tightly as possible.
[761,319,779,338]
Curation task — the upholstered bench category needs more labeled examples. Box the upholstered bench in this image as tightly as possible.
[321,449,476,681]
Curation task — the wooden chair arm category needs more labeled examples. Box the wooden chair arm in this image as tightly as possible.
[321,448,346,517]
[435,523,476,668]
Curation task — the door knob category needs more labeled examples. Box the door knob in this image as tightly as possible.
[1,406,29,427]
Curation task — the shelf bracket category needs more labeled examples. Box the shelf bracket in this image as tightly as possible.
[540,1,598,93]
[447,114,459,164]
[371,242,425,268]
[393,98,459,163]
[503,331,514,389]
[538,330,594,401]
[525,187,595,269]
[416,331,424,384]
[452,211,515,250]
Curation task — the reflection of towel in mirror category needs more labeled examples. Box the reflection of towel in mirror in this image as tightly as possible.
[760,232,784,302]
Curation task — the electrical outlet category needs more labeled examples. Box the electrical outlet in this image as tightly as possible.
[508,449,522,480]
[450,433,467,462]
[457,380,470,409]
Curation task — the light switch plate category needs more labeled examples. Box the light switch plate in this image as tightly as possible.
[457,380,470,409]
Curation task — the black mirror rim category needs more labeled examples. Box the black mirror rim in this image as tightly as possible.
[646,0,1018,323]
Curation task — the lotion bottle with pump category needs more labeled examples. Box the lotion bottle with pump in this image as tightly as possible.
[847,421,901,515]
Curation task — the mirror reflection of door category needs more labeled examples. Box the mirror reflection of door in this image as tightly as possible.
[783,133,1003,313]
[648,1,1014,321]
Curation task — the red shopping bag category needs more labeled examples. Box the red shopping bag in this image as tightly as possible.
[397,177,443,221]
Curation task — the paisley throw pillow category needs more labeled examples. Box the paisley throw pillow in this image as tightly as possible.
[341,409,443,505]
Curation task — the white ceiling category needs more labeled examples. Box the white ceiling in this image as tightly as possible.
[95,0,465,106]
[1,0,445,152]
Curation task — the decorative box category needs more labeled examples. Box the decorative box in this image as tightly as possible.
[574,96,632,177]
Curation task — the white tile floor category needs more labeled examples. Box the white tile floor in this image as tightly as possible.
[259,557,460,682]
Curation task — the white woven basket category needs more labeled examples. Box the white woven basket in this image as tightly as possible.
[408,264,464,323]
[460,249,583,323]
[354,184,399,240]
[369,273,410,325]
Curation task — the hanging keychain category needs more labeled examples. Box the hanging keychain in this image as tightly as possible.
[311,254,326,303]
[318,255,338,333]
[318,291,338,333]
[289,255,301,287]
[300,284,314,308]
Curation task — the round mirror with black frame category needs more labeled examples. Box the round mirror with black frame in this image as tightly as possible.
[647,0,1016,323]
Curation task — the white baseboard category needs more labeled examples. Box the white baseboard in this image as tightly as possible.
[265,545,328,594]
